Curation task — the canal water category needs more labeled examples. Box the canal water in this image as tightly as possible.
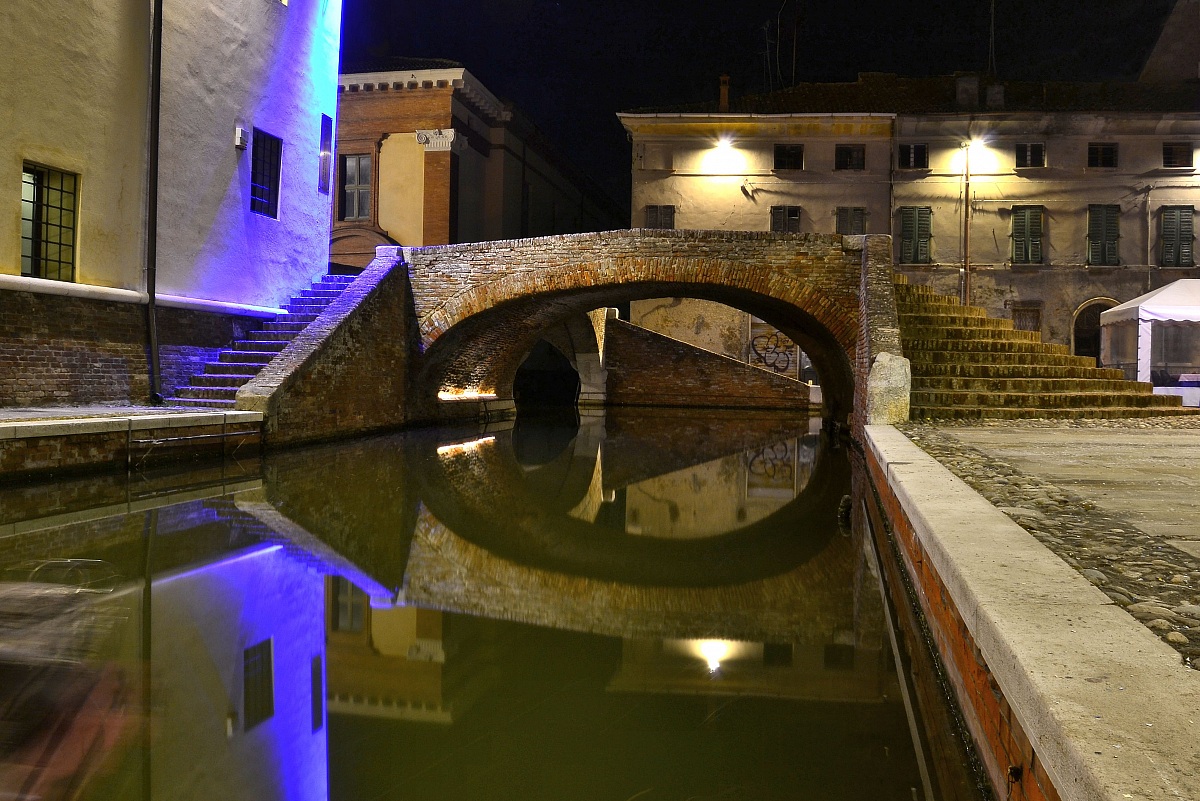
[0,409,986,801]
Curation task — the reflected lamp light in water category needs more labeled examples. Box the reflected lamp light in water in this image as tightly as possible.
[436,436,497,458]
[437,389,498,401]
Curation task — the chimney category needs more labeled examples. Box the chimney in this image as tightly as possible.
[719,74,730,112]
[986,83,1005,109]
[955,74,980,108]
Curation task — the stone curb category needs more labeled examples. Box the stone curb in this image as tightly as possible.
[864,424,1200,801]
[0,411,263,440]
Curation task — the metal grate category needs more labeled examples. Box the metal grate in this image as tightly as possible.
[243,639,274,730]
[21,164,77,281]
[251,129,283,218]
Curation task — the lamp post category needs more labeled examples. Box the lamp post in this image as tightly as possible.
[961,140,972,307]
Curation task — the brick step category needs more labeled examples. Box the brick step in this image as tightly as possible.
[277,312,320,324]
[903,325,1039,342]
[903,338,1070,355]
[298,288,344,299]
[898,312,994,328]
[912,362,1123,380]
[245,330,298,342]
[912,377,1152,394]
[897,299,990,315]
[164,397,238,409]
[205,361,263,375]
[188,374,256,388]
[315,277,355,288]
[907,350,1099,368]
[262,321,310,333]
[284,301,334,314]
[233,340,288,353]
[172,386,241,402]
[217,350,276,364]
[909,405,1197,420]
[910,390,1182,409]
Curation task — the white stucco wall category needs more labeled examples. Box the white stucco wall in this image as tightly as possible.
[0,2,149,289]
[157,0,342,308]
[378,135,425,245]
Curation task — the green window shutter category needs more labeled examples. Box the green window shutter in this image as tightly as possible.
[1103,204,1120,265]
[852,207,865,235]
[1028,206,1044,263]
[836,207,849,234]
[1012,207,1028,262]
[1181,207,1195,266]
[770,206,785,232]
[900,207,916,263]
[1087,205,1104,265]
[916,207,932,263]
[645,205,659,228]
[1162,206,1180,265]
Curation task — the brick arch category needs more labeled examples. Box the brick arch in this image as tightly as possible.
[414,260,860,421]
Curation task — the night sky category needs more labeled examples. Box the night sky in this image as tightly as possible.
[340,0,1176,207]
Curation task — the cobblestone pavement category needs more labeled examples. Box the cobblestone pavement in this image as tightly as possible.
[897,416,1200,669]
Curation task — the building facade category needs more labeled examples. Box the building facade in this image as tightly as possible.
[619,73,1200,359]
[0,0,342,404]
[331,62,622,267]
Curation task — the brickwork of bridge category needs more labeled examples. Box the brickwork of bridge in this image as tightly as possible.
[236,229,907,445]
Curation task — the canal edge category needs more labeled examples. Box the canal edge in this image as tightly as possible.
[863,424,1200,801]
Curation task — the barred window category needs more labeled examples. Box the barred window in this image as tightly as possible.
[251,128,283,218]
[773,144,804,170]
[318,114,333,194]
[1087,142,1118,169]
[21,164,77,282]
[1163,142,1194,169]
[834,144,866,170]
[332,577,366,632]
[1015,143,1045,168]
[898,144,928,169]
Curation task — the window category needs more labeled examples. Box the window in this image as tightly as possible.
[1087,142,1118,168]
[1011,206,1045,264]
[1012,304,1042,333]
[1161,205,1195,267]
[836,207,866,235]
[1087,204,1121,266]
[898,144,928,169]
[834,144,866,170]
[773,144,804,170]
[769,205,801,233]
[311,655,324,732]
[898,206,932,264]
[20,164,77,282]
[644,204,675,229]
[332,577,366,632]
[338,154,371,222]
[243,639,274,730]
[318,114,333,194]
[1163,142,1194,169]
[250,128,283,218]
[1015,143,1045,168]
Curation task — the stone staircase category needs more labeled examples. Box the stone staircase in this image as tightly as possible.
[895,277,1190,420]
[167,274,356,409]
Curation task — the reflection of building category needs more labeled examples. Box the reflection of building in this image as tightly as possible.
[325,580,492,724]
[331,61,622,267]
[2,0,343,405]
[618,17,1200,359]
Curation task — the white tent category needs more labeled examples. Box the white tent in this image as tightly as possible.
[1101,281,1200,402]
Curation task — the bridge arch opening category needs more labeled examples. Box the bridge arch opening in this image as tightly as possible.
[418,281,856,423]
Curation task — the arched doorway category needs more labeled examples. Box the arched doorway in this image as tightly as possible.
[1072,298,1118,361]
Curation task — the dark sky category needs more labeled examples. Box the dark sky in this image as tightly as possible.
[340,0,1175,207]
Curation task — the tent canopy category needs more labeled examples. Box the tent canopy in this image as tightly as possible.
[1101,280,1200,325]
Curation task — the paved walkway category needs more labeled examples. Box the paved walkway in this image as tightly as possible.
[901,417,1200,666]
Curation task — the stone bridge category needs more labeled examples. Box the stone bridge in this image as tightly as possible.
[237,229,907,445]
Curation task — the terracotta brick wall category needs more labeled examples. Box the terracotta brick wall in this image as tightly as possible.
[0,289,258,406]
[604,318,810,410]
[864,446,1062,801]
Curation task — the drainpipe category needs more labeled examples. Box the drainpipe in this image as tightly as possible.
[145,0,164,403]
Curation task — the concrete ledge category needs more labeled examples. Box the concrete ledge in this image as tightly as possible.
[864,424,1200,801]
[0,274,283,318]
[0,411,263,440]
